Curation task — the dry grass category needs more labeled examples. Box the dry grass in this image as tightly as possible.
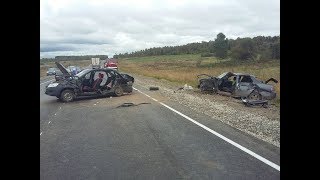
[118,54,280,104]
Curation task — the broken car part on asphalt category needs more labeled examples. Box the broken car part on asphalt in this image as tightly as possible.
[149,87,159,91]
[116,102,151,108]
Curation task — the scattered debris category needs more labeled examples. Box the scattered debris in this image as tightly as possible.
[175,84,193,92]
[116,102,151,108]
[183,84,193,90]
[149,87,159,91]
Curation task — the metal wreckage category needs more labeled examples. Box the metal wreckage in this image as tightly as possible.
[197,72,278,107]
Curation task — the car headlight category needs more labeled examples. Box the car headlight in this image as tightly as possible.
[48,83,59,87]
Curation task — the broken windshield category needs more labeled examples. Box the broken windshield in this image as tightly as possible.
[76,69,91,77]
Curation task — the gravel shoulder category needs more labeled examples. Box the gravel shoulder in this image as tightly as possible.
[128,73,280,147]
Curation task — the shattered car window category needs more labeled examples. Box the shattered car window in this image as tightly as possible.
[76,69,91,77]
[240,76,253,83]
[93,71,107,80]
[84,72,91,80]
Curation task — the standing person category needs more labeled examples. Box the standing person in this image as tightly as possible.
[72,67,77,75]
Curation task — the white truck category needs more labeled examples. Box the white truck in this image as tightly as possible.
[91,58,100,69]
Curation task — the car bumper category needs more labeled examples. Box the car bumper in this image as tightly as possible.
[261,91,276,100]
[45,87,59,96]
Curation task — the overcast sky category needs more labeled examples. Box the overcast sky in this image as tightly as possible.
[40,0,280,58]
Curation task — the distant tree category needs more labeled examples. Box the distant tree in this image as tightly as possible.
[115,35,279,61]
[271,40,280,59]
[213,33,228,59]
[231,38,256,61]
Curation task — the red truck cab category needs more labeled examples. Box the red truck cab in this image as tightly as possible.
[104,59,118,70]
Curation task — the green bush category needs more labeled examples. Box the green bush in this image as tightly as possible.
[200,53,214,57]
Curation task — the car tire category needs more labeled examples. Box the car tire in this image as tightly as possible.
[114,86,123,97]
[60,89,75,102]
[200,82,214,92]
[199,82,206,92]
[248,89,262,100]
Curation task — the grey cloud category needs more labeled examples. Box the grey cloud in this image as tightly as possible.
[40,0,279,57]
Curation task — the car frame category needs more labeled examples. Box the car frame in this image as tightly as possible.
[197,72,278,100]
[45,62,134,102]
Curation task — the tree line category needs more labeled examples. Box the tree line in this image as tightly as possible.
[40,55,108,62]
[114,33,280,61]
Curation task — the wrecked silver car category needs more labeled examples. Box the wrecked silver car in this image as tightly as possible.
[197,72,278,100]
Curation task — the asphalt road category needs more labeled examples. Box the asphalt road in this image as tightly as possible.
[40,78,280,179]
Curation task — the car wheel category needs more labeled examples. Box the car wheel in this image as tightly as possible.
[199,82,207,92]
[248,89,262,100]
[60,89,75,102]
[114,86,123,97]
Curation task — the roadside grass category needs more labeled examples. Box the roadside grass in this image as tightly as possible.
[119,54,280,106]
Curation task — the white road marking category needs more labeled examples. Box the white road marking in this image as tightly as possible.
[133,86,280,171]
[40,79,55,86]
[40,132,43,135]
[151,98,158,102]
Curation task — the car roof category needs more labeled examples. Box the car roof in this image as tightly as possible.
[233,73,252,76]
[221,72,252,76]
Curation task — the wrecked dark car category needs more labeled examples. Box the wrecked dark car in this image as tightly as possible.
[197,72,278,100]
[45,62,134,102]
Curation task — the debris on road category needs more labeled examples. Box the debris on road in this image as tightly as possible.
[149,87,159,91]
[183,84,193,90]
[116,102,151,108]
[174,84,193,93]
